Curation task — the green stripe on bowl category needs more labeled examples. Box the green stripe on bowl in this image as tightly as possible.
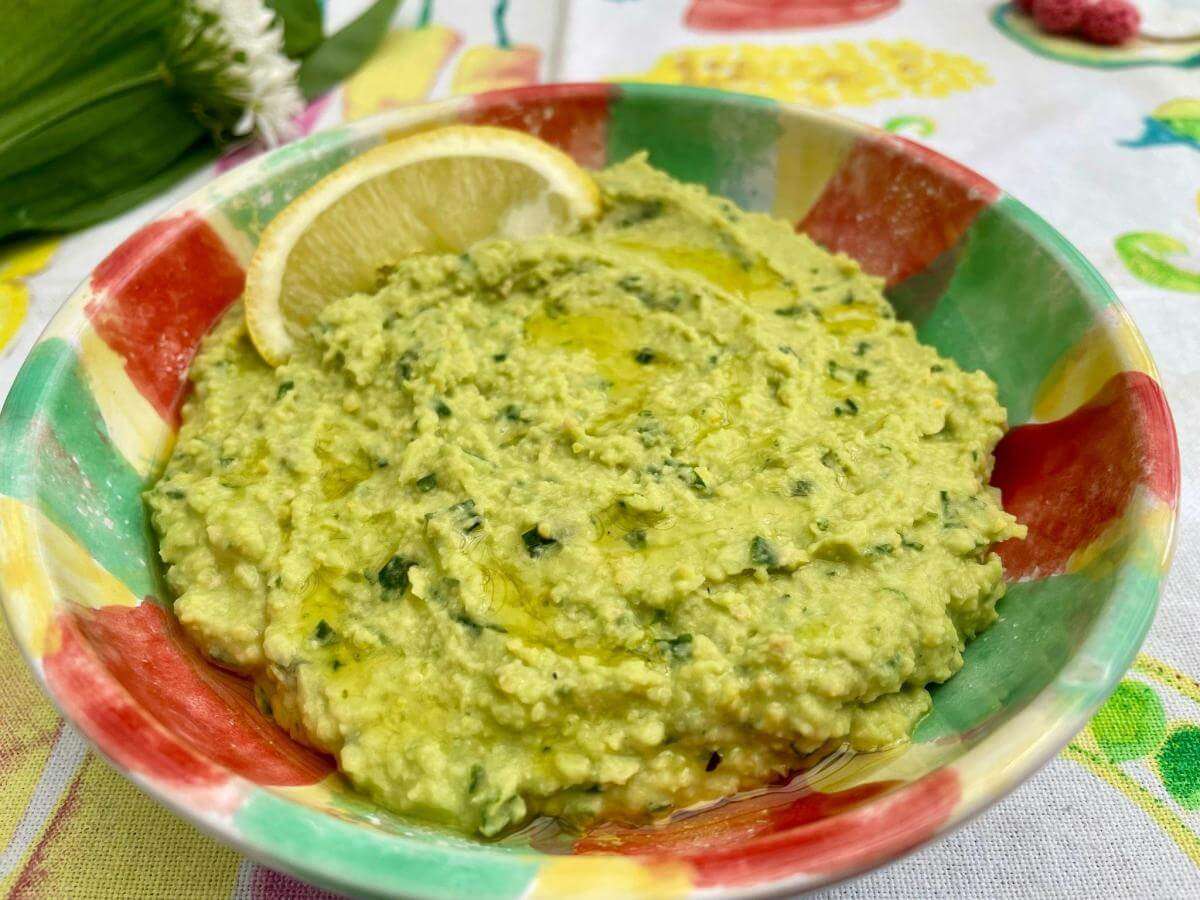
[236,791,540,899]
[608,83,780,211]
[0,338,159,599]
[911,197,1113,425]
[216,127,364,240]
[917,517,1163,743]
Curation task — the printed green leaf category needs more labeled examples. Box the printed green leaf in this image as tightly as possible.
[1115,232,1200,294]
[1157,725,1200,810]
[1089,680,1166,763]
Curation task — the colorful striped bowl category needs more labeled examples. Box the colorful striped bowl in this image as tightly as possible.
[0,84,1180,898]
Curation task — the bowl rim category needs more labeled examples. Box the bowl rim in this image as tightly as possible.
[0,81,1180,899]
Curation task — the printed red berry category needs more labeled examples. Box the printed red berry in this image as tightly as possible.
[1032,0,1087,34]
[1080,0,1141,45]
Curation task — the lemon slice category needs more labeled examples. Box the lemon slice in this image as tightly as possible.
[244,125,601,365]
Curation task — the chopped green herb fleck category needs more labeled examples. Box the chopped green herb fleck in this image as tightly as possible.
[870,543,894,555]
[618,275,645,295]
[617,199,664,226]
[164,489,185,500]
[454,613,483,637]
[834,398,859,417]
[276,380,294,399]
[659,633,693,661]
[493,352,508,363]
[791,479,813,497]
[434,400,452,418]
[416,473,437,493]
[522,526,559,557]
[396,350,418,382]
[452,499,483,533]
[468,763,485,794]
[854,341,871,356]
[313,620,334,642]
[378,556,413,593]
[624,529,647,550]
[750,536,778,567]
[375,263,397,287]
[255,686,273,717]
[902,537,925,551]
[634,348,656,364]
[502,404,523,422]
[855,369,870,384]
[664,458,712,497]
[634,414,662,447]
[931,364,944,373]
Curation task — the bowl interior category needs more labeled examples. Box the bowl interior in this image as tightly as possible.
[0,83,1179,898]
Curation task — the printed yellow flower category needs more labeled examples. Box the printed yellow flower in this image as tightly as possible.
[449,0,541,96]
[342,26,462,121]
[0,237,59,353]
[629,40,991,108]
[451,45,541,95]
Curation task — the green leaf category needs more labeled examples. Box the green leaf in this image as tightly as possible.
[1089,681,1166,764]
[297,0,402,100]
[0,38,163,181]
[0,0,173,109]
[266,0,324,58]
[0,86,207,239]
[19,140,219,237]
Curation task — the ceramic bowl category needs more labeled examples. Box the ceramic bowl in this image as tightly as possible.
[0,83,1180,898]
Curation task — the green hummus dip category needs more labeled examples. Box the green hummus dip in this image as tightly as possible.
[149,156,1023,836]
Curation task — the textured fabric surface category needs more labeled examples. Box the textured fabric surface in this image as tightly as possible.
[2,1,1199,897]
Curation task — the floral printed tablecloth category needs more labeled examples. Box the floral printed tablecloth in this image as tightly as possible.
[2,1,1200,896]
